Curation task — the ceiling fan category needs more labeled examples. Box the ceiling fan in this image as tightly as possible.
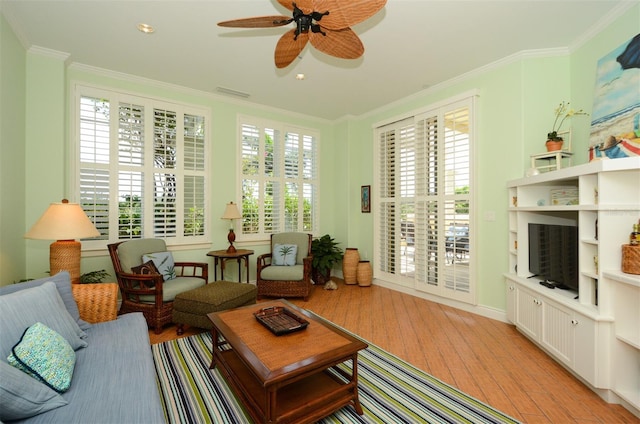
[218,0,387,68]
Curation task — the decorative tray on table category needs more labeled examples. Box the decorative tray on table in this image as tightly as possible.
[254,306,309,336]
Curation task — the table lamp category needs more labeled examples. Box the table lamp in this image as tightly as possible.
[221,201,242,253]
[24,199,100,284]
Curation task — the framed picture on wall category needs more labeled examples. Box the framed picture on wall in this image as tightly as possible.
[589,33,640,160]
[361,185,371,213]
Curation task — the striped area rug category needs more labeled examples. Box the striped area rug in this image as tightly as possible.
[152,330,520,424]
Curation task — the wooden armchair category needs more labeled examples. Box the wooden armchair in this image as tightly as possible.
[108,239,208,334]
[256,232,313,301]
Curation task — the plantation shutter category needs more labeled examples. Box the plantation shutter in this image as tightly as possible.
[239,117,319,240]
[375,95,475,305]
[183,113,206,236]
[441,106,471,297]
[75,86,209,248]
[79,96,110,240]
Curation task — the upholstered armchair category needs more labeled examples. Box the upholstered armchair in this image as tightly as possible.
[256,232,313,301]
[108,239,208,333]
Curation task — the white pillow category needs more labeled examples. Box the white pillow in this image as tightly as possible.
[142,251,177,280]
[273,244,298,266]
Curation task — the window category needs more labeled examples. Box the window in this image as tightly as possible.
[73,85,210,248]
[375,94,475,304]
[238,116,319,240]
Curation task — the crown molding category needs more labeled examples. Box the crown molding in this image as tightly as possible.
[359,47,569,121]
[569,1,639,52]
[28,46,69,61]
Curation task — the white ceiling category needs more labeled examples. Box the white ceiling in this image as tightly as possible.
[1,0,632,121]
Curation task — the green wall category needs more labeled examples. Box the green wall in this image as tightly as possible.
[1,5,637,318]
[0,13,26,284]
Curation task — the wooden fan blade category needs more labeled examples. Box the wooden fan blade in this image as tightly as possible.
[275,29,309,68]
[217,16,292,28]
[312,0,386,30]
[277,0,314,13]
[310,27,364,59]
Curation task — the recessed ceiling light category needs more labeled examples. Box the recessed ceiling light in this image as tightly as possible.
[295,73,305,80]
[137,23,155,34]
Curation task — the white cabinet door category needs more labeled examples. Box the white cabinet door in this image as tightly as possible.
[516,286,541,341]
[572,311,598,387]
[541,299,574,367]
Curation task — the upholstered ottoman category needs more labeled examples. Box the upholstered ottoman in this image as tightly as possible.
[173,281,257,334]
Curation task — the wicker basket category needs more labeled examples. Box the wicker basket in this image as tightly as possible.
[343,248,360,284]
[357,261,372,287]
[621,244,640,275]
[71,283,119,323]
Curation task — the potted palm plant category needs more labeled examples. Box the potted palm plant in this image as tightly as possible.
[311,234,343,285]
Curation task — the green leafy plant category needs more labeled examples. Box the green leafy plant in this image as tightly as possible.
[79,270,110,284]
[311,234,343,285]
[547,101,588,141]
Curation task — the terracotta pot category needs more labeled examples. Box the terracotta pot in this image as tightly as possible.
[546,139,564,152]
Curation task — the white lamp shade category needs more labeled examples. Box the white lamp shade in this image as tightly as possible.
[25,200,100,240]
[221,202,242,220]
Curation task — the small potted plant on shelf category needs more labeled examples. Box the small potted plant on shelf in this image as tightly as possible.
[311,234,343,286]
[546,101,588,152]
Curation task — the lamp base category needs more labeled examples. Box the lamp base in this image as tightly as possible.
[50,240,81,284]
[227,229,237,253]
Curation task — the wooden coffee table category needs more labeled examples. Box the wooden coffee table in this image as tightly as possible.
[208,299,368,424]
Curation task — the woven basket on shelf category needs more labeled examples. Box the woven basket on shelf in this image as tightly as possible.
[342,248,360,285]
[71,283,119,323]
[357,261,372,287]
[621,244,640,275]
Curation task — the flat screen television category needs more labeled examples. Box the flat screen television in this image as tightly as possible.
[528,223,579,291]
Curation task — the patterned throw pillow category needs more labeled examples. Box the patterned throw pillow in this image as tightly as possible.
[142,251,177,281]
[273,244,298,266]
[8,322,76,393]
[131,260,160,275]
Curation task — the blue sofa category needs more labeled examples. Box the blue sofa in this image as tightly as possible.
[0,272,165,423]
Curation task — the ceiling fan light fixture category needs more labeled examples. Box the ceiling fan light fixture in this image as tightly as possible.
[295,73,305,80]
[217,0,387,68]
[137,23,155,34]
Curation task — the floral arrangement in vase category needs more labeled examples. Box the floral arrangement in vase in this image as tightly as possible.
[546,101,588,151]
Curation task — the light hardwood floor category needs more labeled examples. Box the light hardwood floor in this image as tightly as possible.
[149,280,638,423]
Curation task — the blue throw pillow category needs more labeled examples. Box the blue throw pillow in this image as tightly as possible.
[0,282,88,363]
[0,271,92,331]
[142,251,177,280]
[273,244,298,266]
[0,361,67,421]
[8,322,76,393]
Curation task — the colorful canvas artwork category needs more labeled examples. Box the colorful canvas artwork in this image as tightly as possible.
[589,33,640,160]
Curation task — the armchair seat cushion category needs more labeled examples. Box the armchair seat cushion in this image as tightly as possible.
[260,264,305,281]
[137,277,206,303]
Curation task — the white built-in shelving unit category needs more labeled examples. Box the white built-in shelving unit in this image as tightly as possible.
[504,157,640,417]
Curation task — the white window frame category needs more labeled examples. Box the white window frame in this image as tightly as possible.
[69,83,211,250]
[236,115,320,242]
[373,91,478,305]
